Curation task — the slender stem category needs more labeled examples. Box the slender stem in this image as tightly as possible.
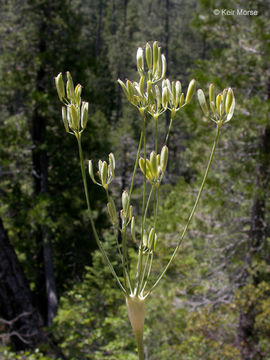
[122,129,144,292]
[154,116,158,153]
[135,331,144,360]
[164,115,174,146]
[146,123,222,297]
[76,134,126,294]
[135,119,147,295]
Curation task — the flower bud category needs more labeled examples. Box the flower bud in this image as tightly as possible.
[153,233,158,251]
[68,104,79,130]
[88,160,97,184]
[148,228,155,249]
[216,94,222,116]
[226,95,235,122]
[122,190,129,216]
[137,47,144,74]
[139,76,145,98]
[66,71,75,101]
[185,79,196,104]
[150,151,158,178]
[179,93,184,107]
[101,161,108,188]
[161,54,166,80]
[55,73,65,101]
[162,86,169,108]
[129,205,133,222]
[160,145,168,173]
[131,216,136,242]
[197,89,209,116]
[225,88,233,115]
[157,48,162,77]
[118,79,130,100]
[155,85,162,110]
[81,101,88,129]
[75,84,82,106]
[143,230,148,248]
[209,83,214,104]
[147,81,155,104]
[107,197,118,226]
[62,106,69,132]
[109,153,115,177]
[127,80,135,99]
[152,41,158,74]
[145,43,152,70]
[175,81,181,107]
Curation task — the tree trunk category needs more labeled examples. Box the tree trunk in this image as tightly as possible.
[238,124,270,360]
[0,218,45,350]
[31,7,57,326]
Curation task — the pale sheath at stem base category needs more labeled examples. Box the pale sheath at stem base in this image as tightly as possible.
[126,295,145,360]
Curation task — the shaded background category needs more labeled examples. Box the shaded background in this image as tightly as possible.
[0,0,270,359]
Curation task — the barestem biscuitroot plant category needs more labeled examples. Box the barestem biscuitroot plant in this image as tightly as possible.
[55,41,235,360]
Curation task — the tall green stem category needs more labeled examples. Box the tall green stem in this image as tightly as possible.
[146,123,222,296]
[76,134,126,294]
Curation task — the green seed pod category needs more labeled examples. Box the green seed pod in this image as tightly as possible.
[131,216,136,242]
[81,101,88,129]
[68,104,79,130]
[107,197,118,226]
[160,145,168,173]
[209,83,214,104]
[145,42,152,70]
[137,47,144,74]
[185,79,196,104]
[66,72,75,101]
[161,54,166,80]
[122,190,129,216]
[55,73,65,101]
[101,161,108,187]
[148,228,155,249]
[62,106,69,132]
[225,88,233,115]
[152,41,158,74]
[150,151,158,178]
[88,160,97,184]
[75,84,82,106]
[216,94,222,116]
[226,95,235,122]
[197,89,209,116]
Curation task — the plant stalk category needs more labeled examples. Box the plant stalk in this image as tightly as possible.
[76,134,126,294]
[146,122,222,296]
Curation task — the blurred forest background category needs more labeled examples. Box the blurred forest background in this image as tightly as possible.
[1,0,270,359]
